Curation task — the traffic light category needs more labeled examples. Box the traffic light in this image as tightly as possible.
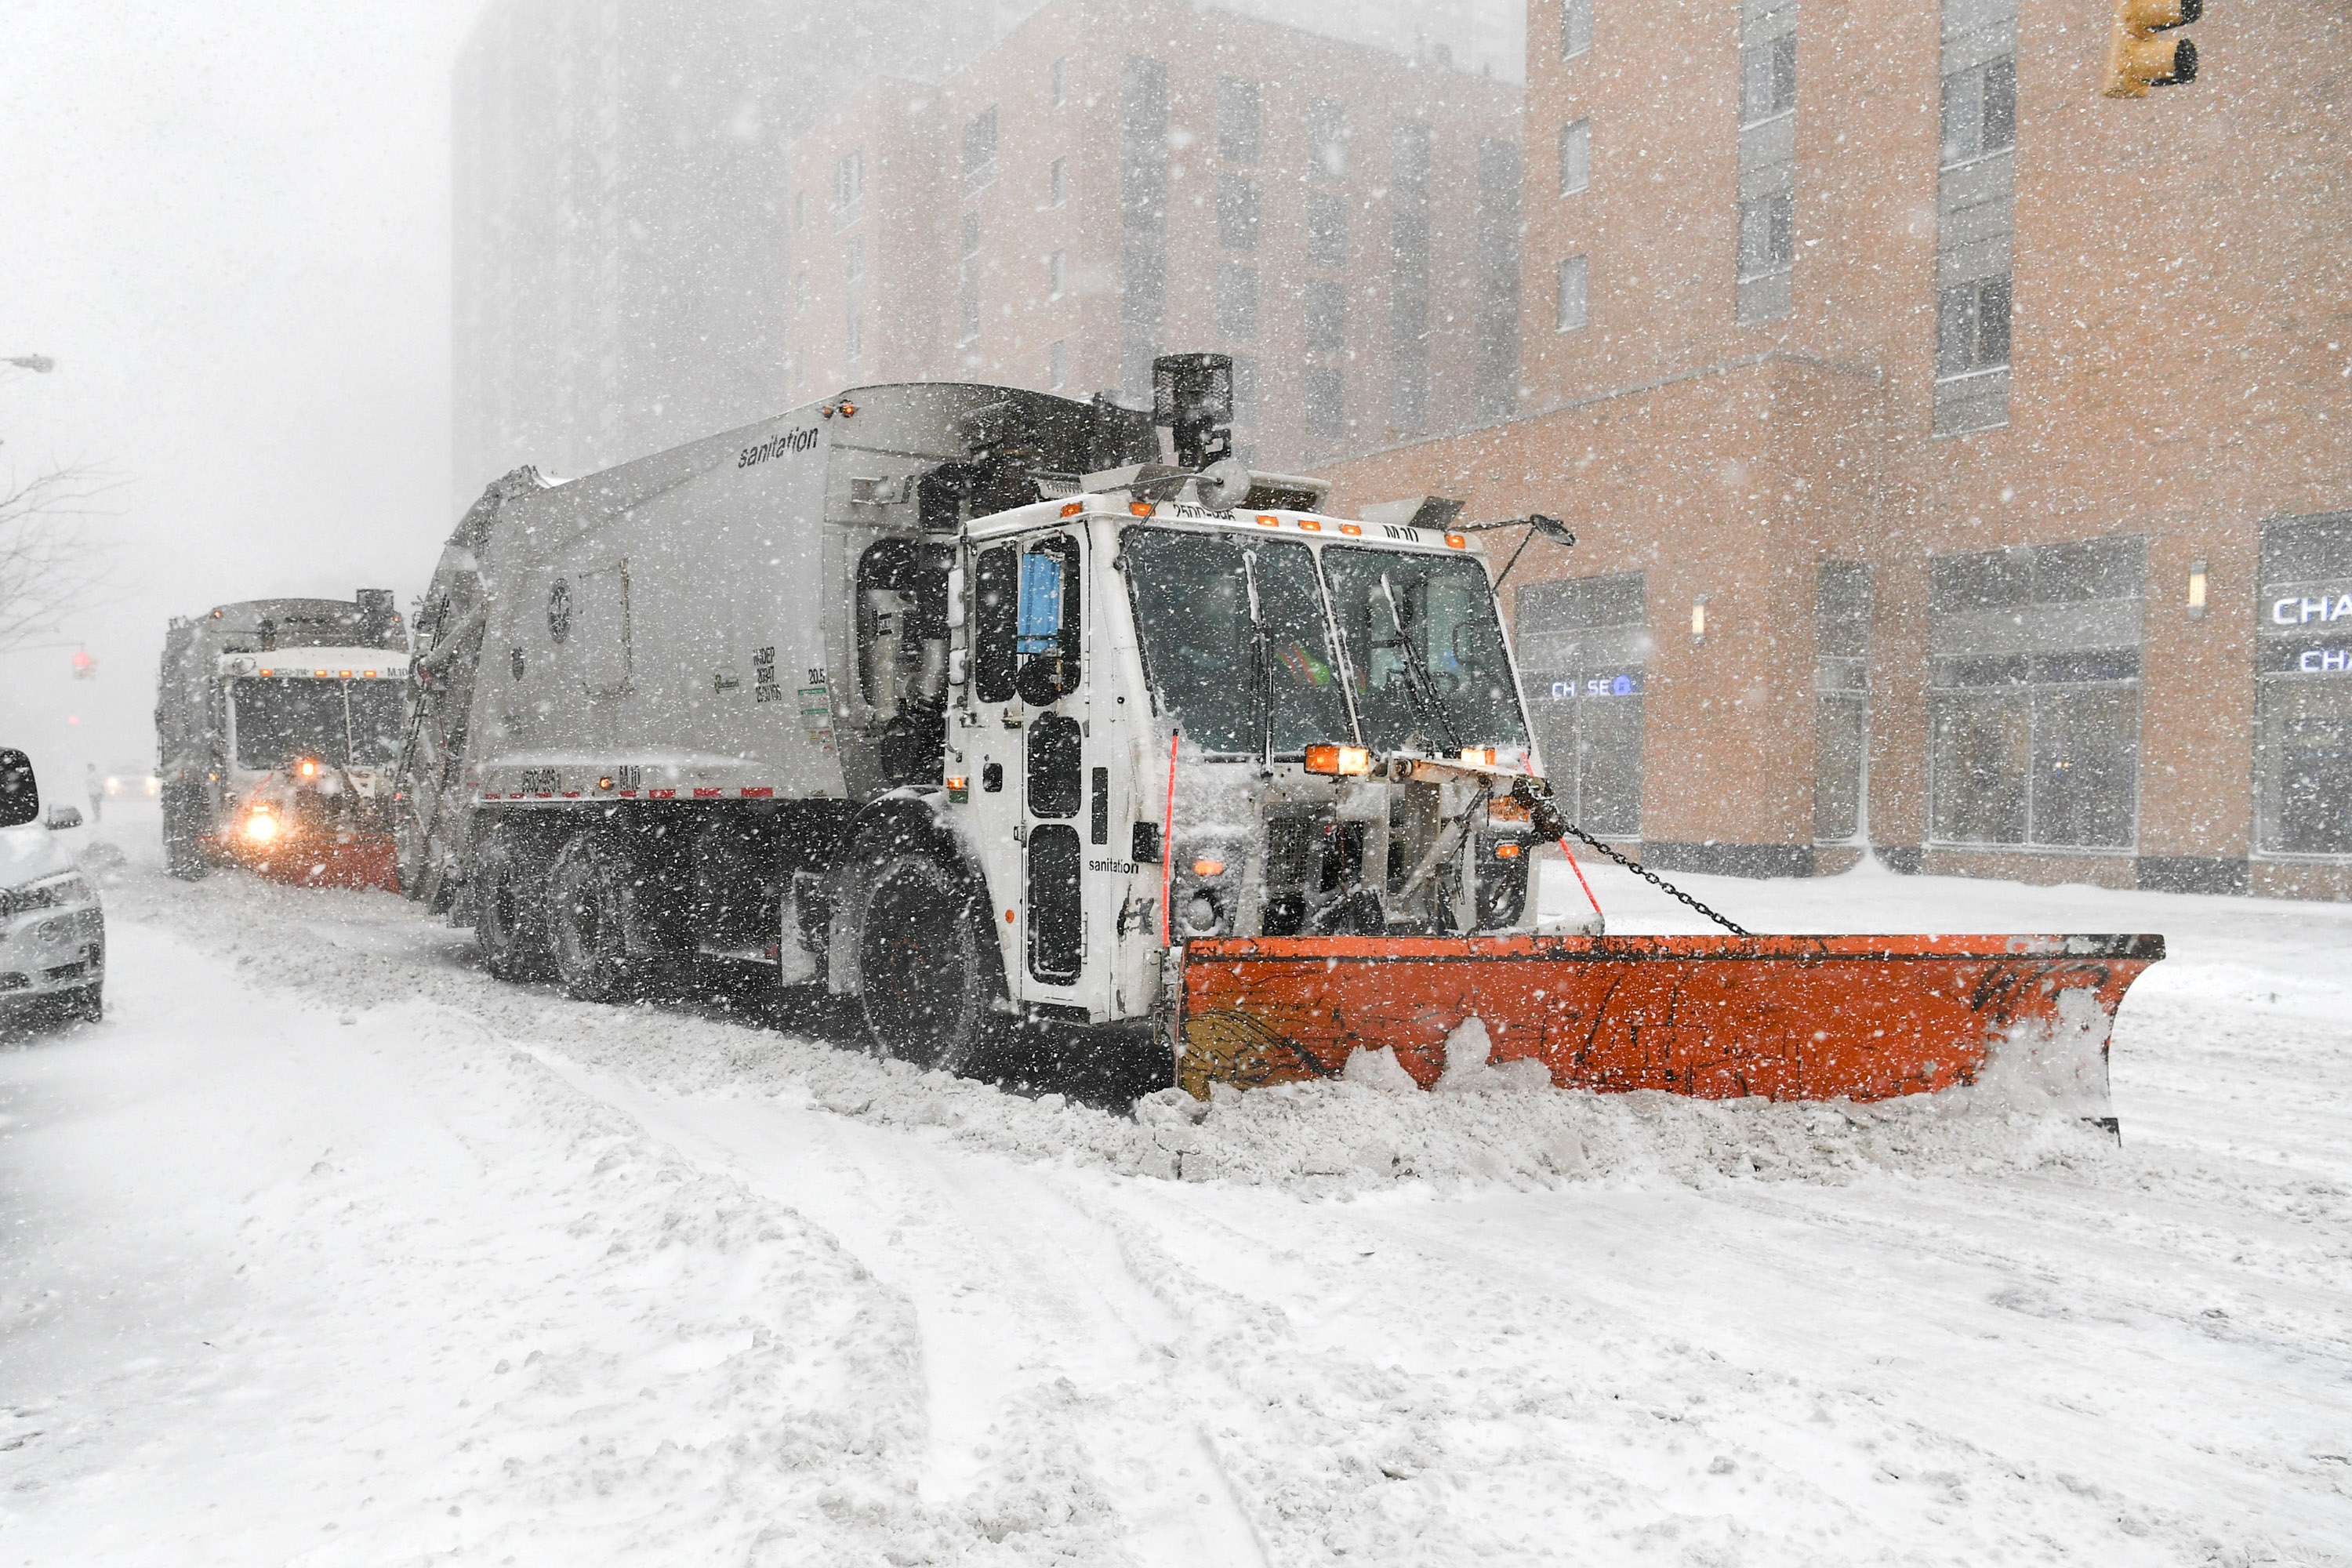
[70,649,95,680]
[2104,0,2201,97]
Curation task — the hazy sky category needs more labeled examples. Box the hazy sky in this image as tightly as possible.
[0,1,484,776]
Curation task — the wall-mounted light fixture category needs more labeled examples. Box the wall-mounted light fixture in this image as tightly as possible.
[2187,559,2208,619]
[1690,594,1710,644]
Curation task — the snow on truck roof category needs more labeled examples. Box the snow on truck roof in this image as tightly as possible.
[966,495,1481,554]
[215,649,409,678]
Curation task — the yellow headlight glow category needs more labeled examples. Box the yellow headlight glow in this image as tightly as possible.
[245,813,278,843]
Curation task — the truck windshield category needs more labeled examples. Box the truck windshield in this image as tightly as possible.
[1320,548,1530,755]
[233,678,405,769]
[1123,528,1352,757]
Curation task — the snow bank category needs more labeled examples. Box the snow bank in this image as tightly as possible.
[103,869,2121,1203]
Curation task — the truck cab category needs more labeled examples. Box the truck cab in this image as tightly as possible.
[933,484,1541,1038]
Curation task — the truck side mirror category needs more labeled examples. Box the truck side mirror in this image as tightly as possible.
[0,749,37,829]
[45,804,82,831]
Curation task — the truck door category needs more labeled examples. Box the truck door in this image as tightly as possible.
[964,528,1093,1013]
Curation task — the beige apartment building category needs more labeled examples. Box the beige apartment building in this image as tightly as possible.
[780,0,1524,467]
[1323,0,2350,897]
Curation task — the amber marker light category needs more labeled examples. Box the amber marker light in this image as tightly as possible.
[946,775,969,802]
[298,758,319,779]
[1061,503,1084,517]
[1458,747,1497,766]
[1495,842,1523,858]
[1129,499,1155,517]
[258,668,274,677]
[1446,533,1468,549]
[597,776,614,791]
[1304,743,1371,775]
[1191,857,1227,877]
[363,669,379,678]
[314,668,328,677]
[1339,523,1363,536]
[1256,514,1279,528]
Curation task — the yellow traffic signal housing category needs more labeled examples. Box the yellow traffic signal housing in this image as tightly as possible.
[2105,0,2201,96]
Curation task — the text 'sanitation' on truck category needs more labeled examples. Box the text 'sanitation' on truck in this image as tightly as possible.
[401,358,2158,1106]
[156,593,408,890]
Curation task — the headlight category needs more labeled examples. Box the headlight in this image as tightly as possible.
[0,872,93,920]
[244,812,279,843]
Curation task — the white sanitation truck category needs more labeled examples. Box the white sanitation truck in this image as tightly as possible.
[398,358,1553,1077]
[155,593,410,886]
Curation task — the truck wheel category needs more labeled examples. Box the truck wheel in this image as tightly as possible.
[855,855,1000,1075]
[475,823,554,982]
[162,788,209,881]
[547,831,643,1003]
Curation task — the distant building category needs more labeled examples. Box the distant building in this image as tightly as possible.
[779,0,1523,469]
[451,0,1007,502]
[1323,0,2352,898]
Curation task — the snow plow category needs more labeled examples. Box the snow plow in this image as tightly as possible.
[397,353,2158,1112]
[1175,928,2161,1104]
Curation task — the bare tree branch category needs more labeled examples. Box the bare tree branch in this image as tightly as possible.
[0,463,120,653]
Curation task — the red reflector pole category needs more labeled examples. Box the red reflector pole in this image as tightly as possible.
[1160,730,1179,948]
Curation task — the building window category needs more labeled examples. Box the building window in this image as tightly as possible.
[834,151,863,228]
[1558,118,1590,196]
[1304,277,1346,352]
[1936,276,2012,379]
[2257,511,2352,855]
[1516,572,1644,839]
[1308,97,1348,179]
[1047,157,1066,208]
[1740,33,1797,125]
[1555,254,1589,332]
[963,107,998,193]
[959,212,982,353]
[1230,354,1257,439]
[789,270,807,319]
[1815,563,1872,843]
[1051,56,1068,108]
[1218,173,1258,250]
[1218,76,1260,164]
[1389,118,1433,434]
[1929,539,2145,850]
[1049,339,1066,391]
[1306,191,1346,270]
[794,190,806,230]
[1737,192,1794,280]
[1940,56,2016,168]
[1218,263,1258,338]
[1560,0,1592,60]
[1047,249,1065,299]
[1303,365,1345,441]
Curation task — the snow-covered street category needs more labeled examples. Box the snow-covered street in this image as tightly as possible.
[5,820,2350,1566]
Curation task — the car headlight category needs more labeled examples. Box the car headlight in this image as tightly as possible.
[0,872,93,920]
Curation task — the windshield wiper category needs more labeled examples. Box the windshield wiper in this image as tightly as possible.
[1377,573,1465,754]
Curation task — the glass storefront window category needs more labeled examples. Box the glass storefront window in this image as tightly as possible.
[1927,539,2143,850]
[2256,512,2352,856]
[1515,572,1644,838]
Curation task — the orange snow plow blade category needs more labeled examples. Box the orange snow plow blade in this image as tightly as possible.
[223,832,401,893]
[1176,932,2162,1102]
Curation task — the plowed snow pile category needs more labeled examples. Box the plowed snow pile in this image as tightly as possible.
[104,870,2119,1198]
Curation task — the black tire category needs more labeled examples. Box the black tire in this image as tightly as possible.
[162,786,209,881]
[474,822,555,982]
[71,982,103,1024]
[855,854,1003,1074]
[546,830,644,1003]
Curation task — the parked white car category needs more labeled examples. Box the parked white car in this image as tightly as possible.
[0,748,105,1022]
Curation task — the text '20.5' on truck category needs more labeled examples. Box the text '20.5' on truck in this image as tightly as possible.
[399,356,2158,1108]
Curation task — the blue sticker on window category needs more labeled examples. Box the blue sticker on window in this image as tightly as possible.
[1018,552,1063,655]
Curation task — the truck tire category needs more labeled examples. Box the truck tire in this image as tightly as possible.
[855,854,1003,1075]
[162,786,209,881]
[546,830,644,1003]
[474,822,554,982]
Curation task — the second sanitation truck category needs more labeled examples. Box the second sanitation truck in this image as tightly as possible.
[399,358,2155,1103]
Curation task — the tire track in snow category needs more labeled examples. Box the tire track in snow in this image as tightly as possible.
[516,1050,1271,1568]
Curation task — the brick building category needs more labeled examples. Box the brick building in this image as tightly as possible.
[779,0,1524,467]
[1321,0,2351,898]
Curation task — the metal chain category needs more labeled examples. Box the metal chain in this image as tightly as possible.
[1558,822,1751,937]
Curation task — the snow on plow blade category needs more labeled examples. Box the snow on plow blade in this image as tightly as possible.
[1176,932,2163,1105]
[227,833,401,893]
